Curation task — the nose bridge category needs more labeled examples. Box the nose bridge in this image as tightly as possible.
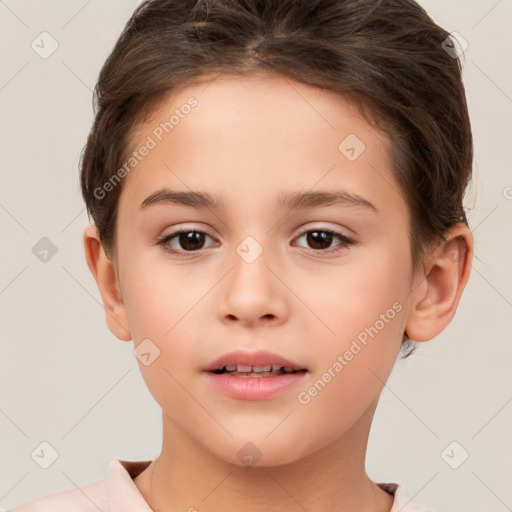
[218,232,287,325]
[231,233,274,300]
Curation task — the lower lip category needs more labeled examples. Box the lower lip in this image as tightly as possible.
[203,371,307,400]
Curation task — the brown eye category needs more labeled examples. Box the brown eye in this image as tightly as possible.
[294,228,354,253]
[306,230,334,250]
[176,231,206,251]
[158,230,215,254]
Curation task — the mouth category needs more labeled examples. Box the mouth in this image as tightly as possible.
[202,349,307,375]
[202,349,308,400]
[210,364,305,377]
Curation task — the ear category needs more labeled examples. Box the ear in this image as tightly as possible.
[82,225,132,341]
[404,223,473,342]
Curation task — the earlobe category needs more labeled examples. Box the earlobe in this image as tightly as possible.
[404,223,473,342]
[82,225,132,341]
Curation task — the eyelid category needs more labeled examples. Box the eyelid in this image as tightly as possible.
[292,222,355,240]
[157,226,217,247]
[292,226,355,253]
[156,225,352,242]
[157,223,356,257]
[155,223,216,241]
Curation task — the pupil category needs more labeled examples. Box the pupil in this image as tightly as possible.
[180,231,204,251]
[307,231,331,250]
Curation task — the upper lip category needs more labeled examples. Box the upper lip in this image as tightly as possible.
[202,349,307,372]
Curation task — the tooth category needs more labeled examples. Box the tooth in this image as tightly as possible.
[236,365,253,372]
[283,366,295,373]
[224,365,237,371]
[253,365,272,372]
[271,365,282,371]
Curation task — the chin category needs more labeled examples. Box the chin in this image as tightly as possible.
[207,436,310,469]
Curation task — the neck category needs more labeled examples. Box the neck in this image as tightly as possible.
[135,400,394,512]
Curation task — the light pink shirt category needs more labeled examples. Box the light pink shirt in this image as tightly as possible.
[10,458,435,511]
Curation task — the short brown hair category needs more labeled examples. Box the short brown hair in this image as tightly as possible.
[79,0,473,359]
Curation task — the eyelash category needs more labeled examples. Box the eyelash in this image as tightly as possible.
[156,227,355,257]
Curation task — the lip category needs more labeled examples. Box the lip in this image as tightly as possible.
[202,349,307,372]
[203,371,307,400]
[202,349,308,401]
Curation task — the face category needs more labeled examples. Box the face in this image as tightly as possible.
[112,73,418,466]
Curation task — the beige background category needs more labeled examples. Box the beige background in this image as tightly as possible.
[1,1,511,510]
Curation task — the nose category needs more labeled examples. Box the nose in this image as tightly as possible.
[217,245,289,328]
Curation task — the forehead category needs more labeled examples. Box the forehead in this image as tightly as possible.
[141,72,373,144]
[118,73,405,221]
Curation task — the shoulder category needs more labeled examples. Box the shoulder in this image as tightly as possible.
[8,478,107,512]
[378,482,438,512]
[8,458,153,512]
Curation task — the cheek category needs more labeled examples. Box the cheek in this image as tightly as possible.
[121,250,200,336]
[122,253,212,357]
[293,294,406,439]
[127,275,204,414]
[297,245,410,339]
[292,247,410,401]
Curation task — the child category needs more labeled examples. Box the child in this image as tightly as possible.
[11,0,473,510]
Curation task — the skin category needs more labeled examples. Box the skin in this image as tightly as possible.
[83,73,473,512]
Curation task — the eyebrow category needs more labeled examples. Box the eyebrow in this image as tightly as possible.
[140,188,378,213]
